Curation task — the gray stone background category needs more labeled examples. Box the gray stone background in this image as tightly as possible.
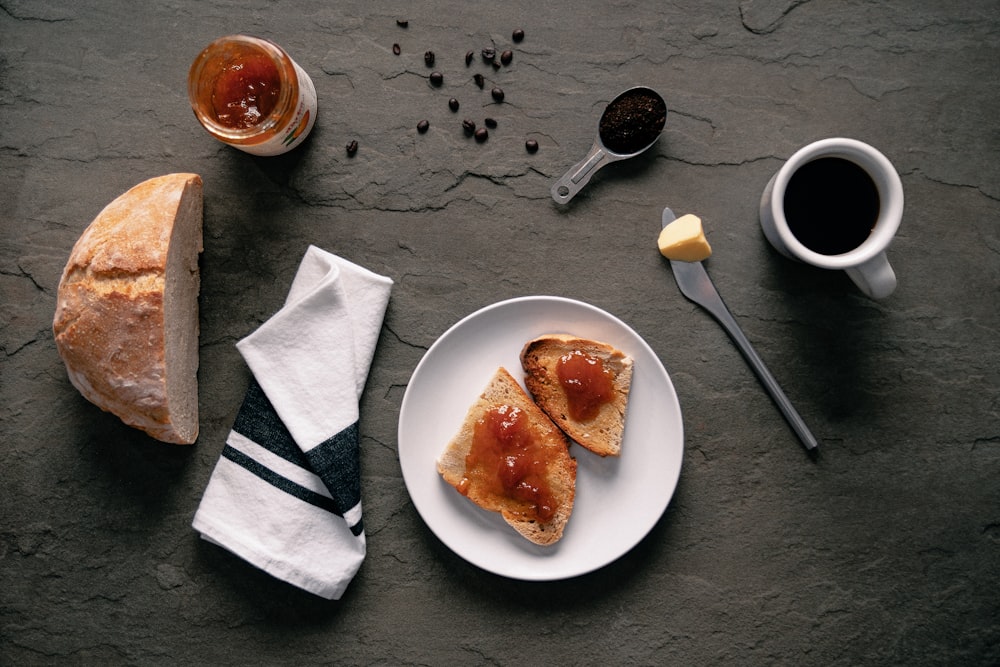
[2,1,998,664]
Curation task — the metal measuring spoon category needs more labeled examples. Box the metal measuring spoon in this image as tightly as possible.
[550,86,667,205]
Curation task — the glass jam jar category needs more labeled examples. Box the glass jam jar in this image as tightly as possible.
[188,35,317,156]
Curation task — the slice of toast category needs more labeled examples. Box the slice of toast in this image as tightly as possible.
[437,367,576,546]
[520,334,633,457]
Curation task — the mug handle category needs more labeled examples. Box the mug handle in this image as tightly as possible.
[845,252,896,299]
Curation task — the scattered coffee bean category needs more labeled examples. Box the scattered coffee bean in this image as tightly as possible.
[397,28,532,152]
[346,140,358,156]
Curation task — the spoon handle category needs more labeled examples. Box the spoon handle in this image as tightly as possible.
[550,141,612,204]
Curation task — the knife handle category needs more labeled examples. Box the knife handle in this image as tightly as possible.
[709,305,819,451]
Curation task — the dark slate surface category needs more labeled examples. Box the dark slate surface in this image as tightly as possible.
[2,1,999,664]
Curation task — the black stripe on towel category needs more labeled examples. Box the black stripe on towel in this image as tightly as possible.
[232,377,312,470]
[304,423,361,520]
[229,376,365,536]
[221,444,340,517]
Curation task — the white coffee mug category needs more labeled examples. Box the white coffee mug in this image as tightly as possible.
[759,138,903,299]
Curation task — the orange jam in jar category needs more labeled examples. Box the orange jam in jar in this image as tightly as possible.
[188,35,317,156]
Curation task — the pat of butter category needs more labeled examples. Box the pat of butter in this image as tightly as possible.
[658,213,712,262]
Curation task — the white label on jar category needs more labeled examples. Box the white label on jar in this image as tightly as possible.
[237,59,318,156]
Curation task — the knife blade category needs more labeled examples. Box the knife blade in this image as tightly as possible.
[662,207,818,452]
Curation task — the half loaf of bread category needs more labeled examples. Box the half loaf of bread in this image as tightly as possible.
[53,173,204,444]
[521,334,633,457]
[437,367,577,546]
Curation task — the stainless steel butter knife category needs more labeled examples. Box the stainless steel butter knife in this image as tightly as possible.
[662,207,818,451]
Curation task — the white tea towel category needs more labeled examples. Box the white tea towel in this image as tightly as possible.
[192,245,392,599]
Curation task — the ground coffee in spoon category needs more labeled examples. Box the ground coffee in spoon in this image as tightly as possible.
[598,88,666,154]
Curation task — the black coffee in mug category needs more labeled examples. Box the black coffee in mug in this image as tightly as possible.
[783,157,880,255]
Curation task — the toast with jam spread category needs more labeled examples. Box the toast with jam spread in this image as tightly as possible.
[520,334,633,457]
[437,367,577,546]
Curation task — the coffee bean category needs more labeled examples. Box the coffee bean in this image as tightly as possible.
[484,117,497,128]
[491,87,505,102]
[396,19,409,28]
[525,138,539,153]
[475,127,489,142]
[492,60,501,70]
[500,50,513,65]
[346,140,358,156]
[449,98,460,112]
[473,73,485,88]
[481,47,495,62]
[512,28,525,43]
[462,119,476,135]
[465,50,474,66]
[417,119,429,133]
[392,43,401,55]
[429,71,443,86]
[424,50,435,67]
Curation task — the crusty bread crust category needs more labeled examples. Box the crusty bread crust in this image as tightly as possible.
[520,334,633,457]
[437,367,576,546]
[53,174,203,444]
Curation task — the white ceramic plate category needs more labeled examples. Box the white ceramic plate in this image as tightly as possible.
[398,296,684,580]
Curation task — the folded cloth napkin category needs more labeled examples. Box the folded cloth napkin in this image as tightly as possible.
[192,245,392,600]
